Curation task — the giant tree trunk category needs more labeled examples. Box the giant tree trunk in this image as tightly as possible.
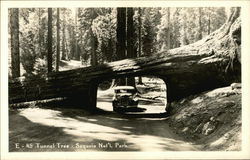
[116,7,127,85]
[126,7,136,86]
[10,8,20,78]
[9,8,241,108]
[116,8,126,60]
[127,7,135,58]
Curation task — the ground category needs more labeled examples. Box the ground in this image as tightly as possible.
[9,60,241,152]
[9,107,201,151]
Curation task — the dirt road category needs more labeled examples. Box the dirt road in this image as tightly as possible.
[9,107,200,152]
[9,79,202,152]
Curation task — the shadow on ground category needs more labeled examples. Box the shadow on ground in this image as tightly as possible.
[9,106,201,152]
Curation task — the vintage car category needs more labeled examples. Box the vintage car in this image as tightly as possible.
[112,86,139,112]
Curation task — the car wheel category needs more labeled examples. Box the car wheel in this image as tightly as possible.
[113,106,118,111]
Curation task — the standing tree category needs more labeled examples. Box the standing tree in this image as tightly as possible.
[91,8,117,63]
[60,8,71,61]
[61,11,66,60]
[142,8,160,56]
[127,7,135,58]
[126,7,136,86]
[74,9,80,60]
[137,7,143,84]
[171,8,181,48]
[197,8,203,40]
[10,8,20,78]
[180,8,189,46]
[56,8,60,71]
[207,7,211,35]
[206,7,227,36]
[116,8,126,60]
[38,8,42,58]
[47,8,53,73]
[137,7,142,58]
[166,7,171,50]
[157,8,171,51]
[89,9,98,66]
[116,7,127,85]
[78,8,100,66]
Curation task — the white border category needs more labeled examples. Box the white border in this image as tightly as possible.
[1,1,250,159]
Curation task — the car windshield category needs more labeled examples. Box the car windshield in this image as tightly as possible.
[114,86,136,94]
[115,89,135,94]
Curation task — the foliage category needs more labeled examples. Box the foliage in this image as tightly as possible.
[9,7,229,77]
[141,8,161,56]
[19,9,41,76]
[157,7,227,50]
[91,9,117,62]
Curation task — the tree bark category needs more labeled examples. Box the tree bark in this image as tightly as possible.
[10,8,20,78]
[90,28,97,66]
[116,8,126,60]
[47,8,53,73]
[116,7,127,85]
[126,7,136,86]
[74,8,80,61]
[90,9,98,66]
[56,8,60,72]
[138,8,142,59]
[127,8,134,58]
[138,7,143,84]
[9,49,239,104]
[61,18,66,60]
[38,8,42,58]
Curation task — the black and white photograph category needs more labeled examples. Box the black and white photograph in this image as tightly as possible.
[1,0,250,159]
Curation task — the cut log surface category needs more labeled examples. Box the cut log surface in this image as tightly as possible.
[9,8,241,107]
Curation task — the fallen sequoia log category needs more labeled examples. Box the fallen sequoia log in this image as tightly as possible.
[9,8,241,110]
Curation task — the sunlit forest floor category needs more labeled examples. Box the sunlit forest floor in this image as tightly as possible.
[59,60,86,71]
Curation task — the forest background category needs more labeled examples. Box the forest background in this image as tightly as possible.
[8,7,229,78]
